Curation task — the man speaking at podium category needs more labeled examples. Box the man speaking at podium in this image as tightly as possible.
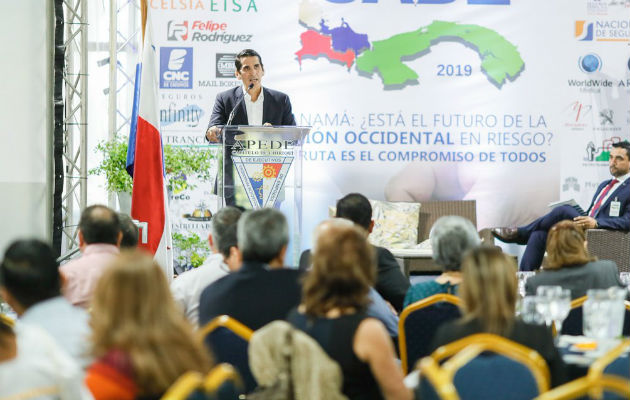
[492,141,630,271]
[205,49,296,142]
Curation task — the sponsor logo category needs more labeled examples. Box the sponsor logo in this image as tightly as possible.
[182,202,212,221]
[599,109,614,126]
[150,0,258,12]
[562,177,580,192]
[167,20,188,41]
[578,53,602,73]
[198,80,240,88]
[216,53,237,78]
[575,21,594,41]
[575,19,630,42]
[160,103,204,128]
[160,47,193,89]
[564,101,592,129]
[584,136,623,162]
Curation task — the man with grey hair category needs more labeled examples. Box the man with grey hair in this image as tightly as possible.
[171,206,242,326]
[403,216,480,307]
[198,208,302,330]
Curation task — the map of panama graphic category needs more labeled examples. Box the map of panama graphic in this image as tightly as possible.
[296,0,525,89]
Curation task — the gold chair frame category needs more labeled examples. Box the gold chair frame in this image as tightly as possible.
[161,371,204,400]
[203,363,244,394]
[535,375,630,400]
[428,333,551,394]
[0,313,14,327]
[418,357,460,400]
[399,293,461,373]
[199,315,254,342]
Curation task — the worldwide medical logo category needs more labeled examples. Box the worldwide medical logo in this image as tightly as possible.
[160,47,193,89]
[578,54,602,73]
[296,0,524,90]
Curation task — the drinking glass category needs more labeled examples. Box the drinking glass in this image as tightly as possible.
[536,285,562,327]
[519,296,544,325]
[548,288,571,335]
[516,271,536,298]
[583,289,612,339]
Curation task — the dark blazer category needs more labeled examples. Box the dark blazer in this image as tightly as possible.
[198,261,302,330]
[208,86,296,127]
[586,178,630,230]
[430,319,567,388]
[525,260,624,299]
[298,246,410,312]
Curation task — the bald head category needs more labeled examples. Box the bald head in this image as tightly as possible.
[78,205,121,245]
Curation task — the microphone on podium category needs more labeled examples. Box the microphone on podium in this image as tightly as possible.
[225,82,254,127]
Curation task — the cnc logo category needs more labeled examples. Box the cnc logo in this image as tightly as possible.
[167,21,188,41]
[160,47,193,89]
[216,53,237,78]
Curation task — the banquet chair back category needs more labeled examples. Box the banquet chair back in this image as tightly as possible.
[161,371,206,400]
[535,375,630,400]
[561,296,586,336]
[431,334,550,400]
[0,313,14,327]
[417,357,459,400]
[588,339,630,382]
[204,363,244,400]
[399,294,461,373]
[200,316,256,392]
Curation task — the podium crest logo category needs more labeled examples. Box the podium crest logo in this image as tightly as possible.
[231,155,293,208]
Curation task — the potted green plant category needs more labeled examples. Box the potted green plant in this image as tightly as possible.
[89,136,134,212]
[172,231,211,270]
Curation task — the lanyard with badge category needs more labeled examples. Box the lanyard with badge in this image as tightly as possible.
[610,197,621,217]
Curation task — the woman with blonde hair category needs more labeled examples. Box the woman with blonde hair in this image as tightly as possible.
[525,220,624,299]
[430,247,566,387]
[85,251,212,399]
[288,220,411,400]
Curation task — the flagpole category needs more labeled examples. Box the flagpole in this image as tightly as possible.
[141,0,147,42]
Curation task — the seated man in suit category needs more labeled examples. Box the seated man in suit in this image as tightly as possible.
[493,141,630,271]
[198,208,302,330]
[299,193,410,312]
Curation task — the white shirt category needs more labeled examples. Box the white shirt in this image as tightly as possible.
[591,172,630,216]
[0,322,93,400]
[170,253,230,326]
[243,85,264,126]
[21,297,91,368]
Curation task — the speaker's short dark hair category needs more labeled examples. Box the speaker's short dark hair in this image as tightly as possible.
[235,49,263,72]
[612,141,630,159]
[79,205,120,245]
[0,239,60,308]
[335,193,372,230]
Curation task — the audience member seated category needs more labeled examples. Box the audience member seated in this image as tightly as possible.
[430,247,567,387]
[117,213,138,249]
[404,216,480,307]
[299,193,410,312]
[60,205,121,308]
[198,208,302,330]
[289,222,412,400]
[0,318,92,399]
[86,251,211,400]
[171,206,242,326]
[525,220,625,299]
[0,239,90,367]
[312,219,399,338]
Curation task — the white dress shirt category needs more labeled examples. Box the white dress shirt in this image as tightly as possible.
[170,253,230,326]
[591,172,630,216]
[0,322,93,400]
[243,85,264,126]
[21,296,91,368]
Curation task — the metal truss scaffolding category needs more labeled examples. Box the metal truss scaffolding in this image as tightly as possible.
[56,0,88,253]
